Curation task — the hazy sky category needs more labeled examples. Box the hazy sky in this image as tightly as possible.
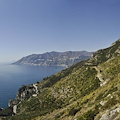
[0,0,120,62]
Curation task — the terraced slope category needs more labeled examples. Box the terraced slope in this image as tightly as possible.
[2,38,120,120]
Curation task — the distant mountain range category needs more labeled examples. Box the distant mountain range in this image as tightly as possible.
[13,51,92,67]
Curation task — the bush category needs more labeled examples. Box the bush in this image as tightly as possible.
[78,109,98,120]
[0,107,13,116]
[69,107,81,116]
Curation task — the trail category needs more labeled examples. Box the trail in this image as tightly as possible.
[94,66,104,82]
[93,66,110,86]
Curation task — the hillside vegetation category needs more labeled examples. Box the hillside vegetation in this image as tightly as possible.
[2,39,120,120]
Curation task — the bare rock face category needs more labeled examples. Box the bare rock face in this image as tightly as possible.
[9,99,18,107]
[100,107,120,120]
[16,85,36,100]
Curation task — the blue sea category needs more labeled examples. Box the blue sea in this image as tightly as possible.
[0,63,65,108]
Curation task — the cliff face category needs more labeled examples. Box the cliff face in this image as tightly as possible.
[8,83,39,112]
[13,51,92,67]
[3,39,120,120]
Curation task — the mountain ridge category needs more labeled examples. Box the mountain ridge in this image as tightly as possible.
[13,51,92,67]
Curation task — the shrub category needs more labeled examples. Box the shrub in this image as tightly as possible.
[69,107,81,116]
[78,109,98,120]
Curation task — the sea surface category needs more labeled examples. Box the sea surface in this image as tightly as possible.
[0,63,65,108]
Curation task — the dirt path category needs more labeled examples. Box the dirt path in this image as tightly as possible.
[93,66,110,86]
[94,66,104,82]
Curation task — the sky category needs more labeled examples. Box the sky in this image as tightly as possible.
[0,0,120,62]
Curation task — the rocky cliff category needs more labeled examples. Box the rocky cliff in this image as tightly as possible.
[13,51,92,67]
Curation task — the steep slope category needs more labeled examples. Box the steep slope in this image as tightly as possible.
[13,51,92,67]
[2,38,120,120]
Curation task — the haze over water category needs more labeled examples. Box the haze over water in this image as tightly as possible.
[0,63,65,108]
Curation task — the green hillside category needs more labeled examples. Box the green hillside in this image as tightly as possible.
[3,39,120,120]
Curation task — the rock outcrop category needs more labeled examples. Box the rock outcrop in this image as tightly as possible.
[8,83,39,114]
